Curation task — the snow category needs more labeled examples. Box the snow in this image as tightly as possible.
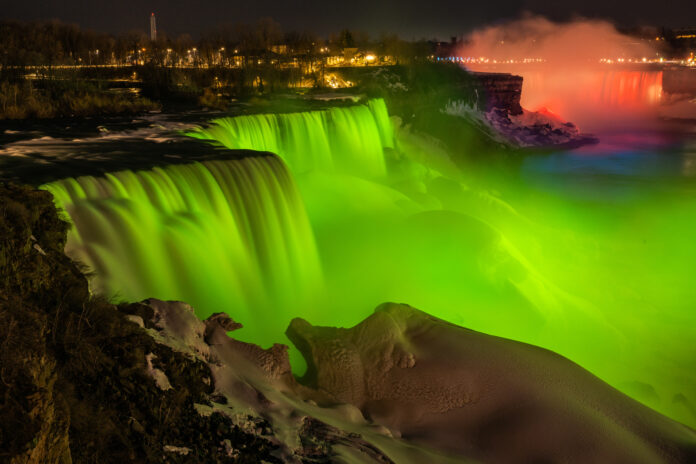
[443,99,596,148]
[134,299,696,463]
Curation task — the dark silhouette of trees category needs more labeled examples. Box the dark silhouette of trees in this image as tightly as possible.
[0,17,441,108]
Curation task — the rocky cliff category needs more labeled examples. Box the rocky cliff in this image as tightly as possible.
[0,185,282,463]
[471,72,524,115]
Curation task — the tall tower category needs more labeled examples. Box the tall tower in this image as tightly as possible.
[150,13,157,41]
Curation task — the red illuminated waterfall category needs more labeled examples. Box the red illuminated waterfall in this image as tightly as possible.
[598,71,663,106]
[510,69,664,129]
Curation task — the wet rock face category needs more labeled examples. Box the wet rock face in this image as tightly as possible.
[288,303,696,463]
[0,185,283,464]
[472,72,524,115]
[0,184,83,464]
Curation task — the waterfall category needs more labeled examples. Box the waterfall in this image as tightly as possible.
[40,99,396,347]
[41,156,322,345]
[514,69,664,129]
[598,71,663,106]
[186,99,393,178]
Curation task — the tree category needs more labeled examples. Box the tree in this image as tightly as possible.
[338,29,355,48]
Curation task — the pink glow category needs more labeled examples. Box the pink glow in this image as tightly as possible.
[459,16,663,131]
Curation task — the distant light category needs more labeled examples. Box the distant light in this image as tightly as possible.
[365,54,376,62]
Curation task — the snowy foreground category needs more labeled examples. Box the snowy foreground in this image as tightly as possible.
[143,298,696,463]
[444,100,598,149]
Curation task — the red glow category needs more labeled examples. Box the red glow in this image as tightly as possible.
[502,69,664,130]
[458,17,666,131]
[536,106,563,121]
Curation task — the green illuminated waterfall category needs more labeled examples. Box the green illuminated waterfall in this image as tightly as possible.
[40,97,696,427]
[42,156,322,347]
[187,99,392,177]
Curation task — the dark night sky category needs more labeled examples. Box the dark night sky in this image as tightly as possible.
[1,0,695,39]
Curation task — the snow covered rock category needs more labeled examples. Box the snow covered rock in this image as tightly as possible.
[288,302,696,464]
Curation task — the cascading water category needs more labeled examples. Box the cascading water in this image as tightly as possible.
[39,96,696,428]
[184,97,696,428]
[599,71,663,106]
[520,70,663,108]
[187,99,393,177]
[40,99,396,357]
[42,156,322,347]
[512,69,664,128]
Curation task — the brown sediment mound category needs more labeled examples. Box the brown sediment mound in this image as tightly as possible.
[287,303,696,464]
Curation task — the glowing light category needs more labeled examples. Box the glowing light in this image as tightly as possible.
[42,98,696,430]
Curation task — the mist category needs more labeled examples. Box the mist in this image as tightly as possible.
[458,16,663,130]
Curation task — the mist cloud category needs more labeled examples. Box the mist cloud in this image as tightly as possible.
[458,15,655,66]
[457,16,664,130]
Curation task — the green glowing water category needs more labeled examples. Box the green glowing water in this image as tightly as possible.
[44,98,696,427]
[42,156,322,347]
[186,99,392,178]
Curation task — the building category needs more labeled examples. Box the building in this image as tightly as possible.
[150,13,157,41]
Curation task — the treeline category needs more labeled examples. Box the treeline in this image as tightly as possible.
[0,18,434,69]
[0,19,441,119]
[0,20,121,67]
